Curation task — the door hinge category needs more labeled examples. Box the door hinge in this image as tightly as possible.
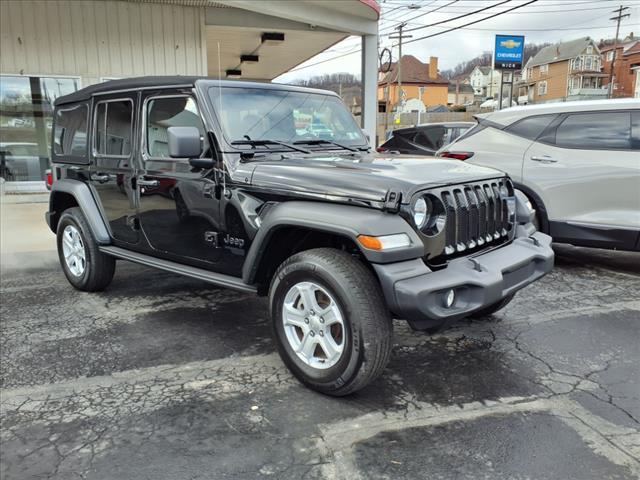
[384,190,402,212]
[204,231,220,248]
[126,215,140,230]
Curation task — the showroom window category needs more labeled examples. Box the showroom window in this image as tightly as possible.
[0,75,80,182]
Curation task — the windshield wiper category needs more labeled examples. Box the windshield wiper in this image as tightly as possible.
[293,139,363,152]
[231,139,310,154]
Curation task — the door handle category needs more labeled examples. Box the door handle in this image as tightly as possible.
[138,178,159,187]
[530,155,557,163]
[90,173,111,183]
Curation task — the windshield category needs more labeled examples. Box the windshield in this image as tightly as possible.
[208,86,367,149]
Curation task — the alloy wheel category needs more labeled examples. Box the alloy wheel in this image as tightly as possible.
[62,225,86,277]
[282,281,345,369]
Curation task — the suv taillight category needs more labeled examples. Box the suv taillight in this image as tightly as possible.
[440,151,474,160]
[376,146,388,153]
[45,169,53,190]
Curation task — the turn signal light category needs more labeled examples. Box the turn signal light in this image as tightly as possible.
[440,151,474,160]
[357,233,411,251]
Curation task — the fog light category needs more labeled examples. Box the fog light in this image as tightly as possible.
[443,289,455,308]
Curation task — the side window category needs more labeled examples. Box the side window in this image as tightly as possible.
[53,104,88,158]
[555,112,631,150]
[94,100,133,157]
[506,114,556,140]
[146,96,206,159]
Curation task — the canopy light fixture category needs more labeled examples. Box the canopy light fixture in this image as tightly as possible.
[241,54,259,64]
[261,32,285,45]
[226,69,242,78]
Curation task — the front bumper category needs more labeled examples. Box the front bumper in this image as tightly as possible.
[373,230,554,329]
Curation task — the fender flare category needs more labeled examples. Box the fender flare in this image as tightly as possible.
[48,179,111,244]
[512,182,550,234]
[242,201,424,284]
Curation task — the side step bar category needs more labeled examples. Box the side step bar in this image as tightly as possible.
[99,246,257,293]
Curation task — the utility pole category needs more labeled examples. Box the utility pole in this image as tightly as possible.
[608,5,630,99]
[389,23,412,116]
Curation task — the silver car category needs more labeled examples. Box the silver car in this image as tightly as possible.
[438,99,640,251]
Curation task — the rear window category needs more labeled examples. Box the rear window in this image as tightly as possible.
[506,114,556,140]
[455,122,484,141]
[53,104,88,160]
[554,112,632,150]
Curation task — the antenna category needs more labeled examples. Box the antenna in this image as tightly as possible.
[217,41,226,193]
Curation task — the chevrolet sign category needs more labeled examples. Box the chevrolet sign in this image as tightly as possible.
[494,34,525,70]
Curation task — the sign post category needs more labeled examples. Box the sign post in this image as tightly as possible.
[494,34,525,110]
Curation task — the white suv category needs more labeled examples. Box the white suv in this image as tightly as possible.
[438,99,640,251]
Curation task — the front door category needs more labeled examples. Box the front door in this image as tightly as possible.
[137,91,223,266]
[90,93,139,244]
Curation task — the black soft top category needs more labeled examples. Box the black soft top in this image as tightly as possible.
[54,76,204,106]
[55,76,338,106]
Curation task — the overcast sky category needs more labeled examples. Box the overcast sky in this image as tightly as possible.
[275,0,640,83]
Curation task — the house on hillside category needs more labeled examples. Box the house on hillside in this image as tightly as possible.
[601,34,640,98]
[377,55,448,113]
[520,37,607,104]
[468,65,500,99]
[447,82,475,105]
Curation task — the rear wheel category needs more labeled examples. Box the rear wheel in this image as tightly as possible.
[57,207,116,291]
[269,248,392,396]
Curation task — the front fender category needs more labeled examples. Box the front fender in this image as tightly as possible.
[242,201,424,284]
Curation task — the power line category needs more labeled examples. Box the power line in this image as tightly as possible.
[402,0,512,33]
[398,0,539,47]
[429,21,639,32]
[379,0,460,34]
[419,3,639,15]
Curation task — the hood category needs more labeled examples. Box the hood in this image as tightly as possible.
[238,154,505,205]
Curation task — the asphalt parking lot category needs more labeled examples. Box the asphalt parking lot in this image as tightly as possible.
[1,245,639,479]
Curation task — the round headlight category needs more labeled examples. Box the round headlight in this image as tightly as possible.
[413,197,428,228]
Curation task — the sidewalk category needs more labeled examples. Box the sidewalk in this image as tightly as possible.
[1,194,57,271]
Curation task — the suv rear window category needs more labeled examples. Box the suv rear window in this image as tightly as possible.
[53,104,88,159]
[506,114,556,140]
[555,112,632,150]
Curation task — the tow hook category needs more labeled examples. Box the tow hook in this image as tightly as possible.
[528,236,541,247]
[469,258,483,272]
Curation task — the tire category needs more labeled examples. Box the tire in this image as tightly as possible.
[269,248,392,396]
[56,207,116,292]
[468,293,515,319]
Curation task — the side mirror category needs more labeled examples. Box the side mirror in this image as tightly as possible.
[167,126,203,159]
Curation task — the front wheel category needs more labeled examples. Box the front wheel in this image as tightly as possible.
[269,248,392,396]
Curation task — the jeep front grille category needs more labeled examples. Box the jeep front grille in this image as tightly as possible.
[440,178,513,257]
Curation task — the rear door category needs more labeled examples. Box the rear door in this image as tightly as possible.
[90,93,139,244]
[455,115,556,183]
[523,110,640,230]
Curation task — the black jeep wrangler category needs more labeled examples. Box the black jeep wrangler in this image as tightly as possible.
[46,77,553,396]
